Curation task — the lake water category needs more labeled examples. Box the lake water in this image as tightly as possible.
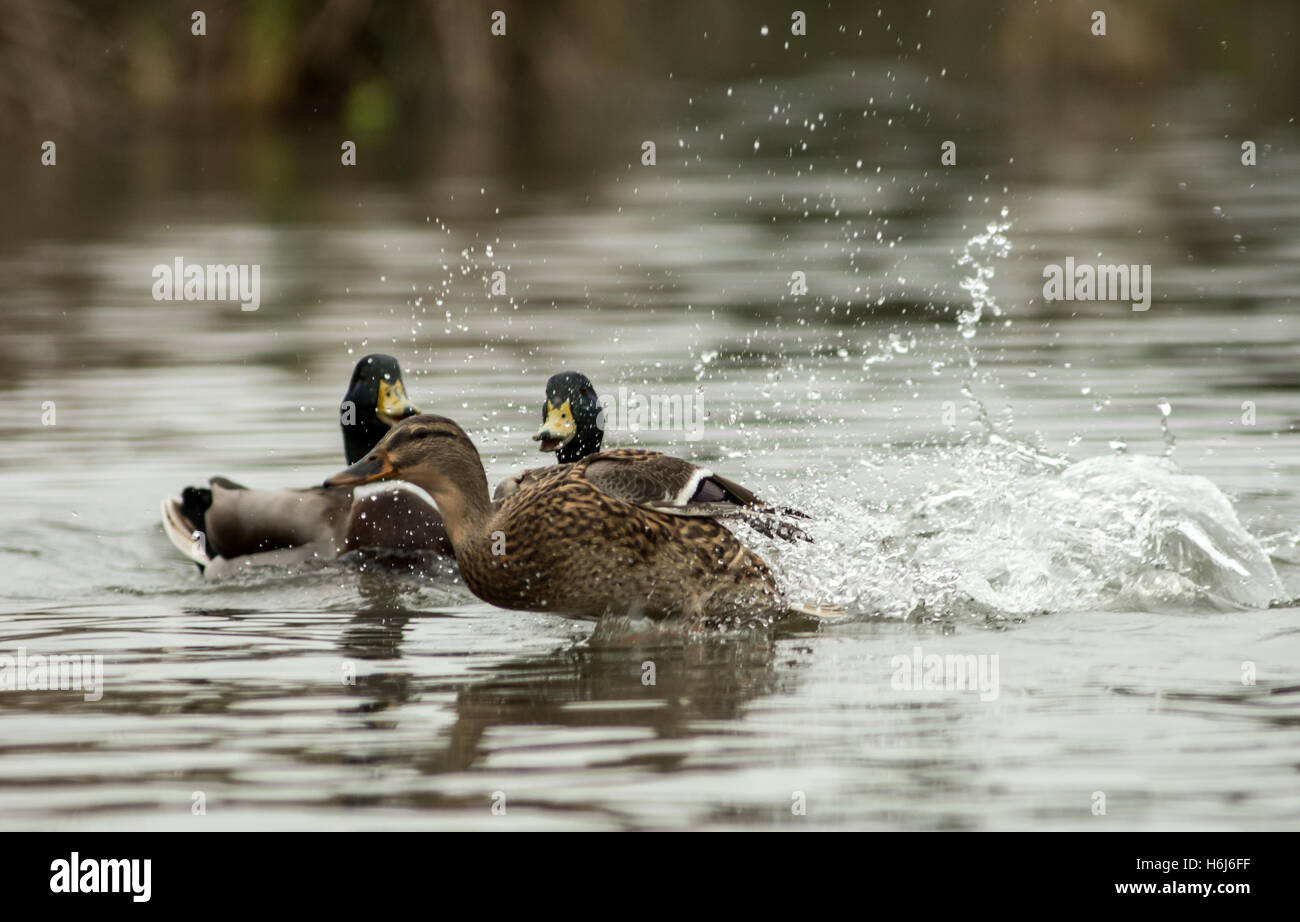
[2,59,1299,831]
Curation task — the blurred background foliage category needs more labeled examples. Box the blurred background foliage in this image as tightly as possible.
[2,1,1295,145]
[0,0,1294,244]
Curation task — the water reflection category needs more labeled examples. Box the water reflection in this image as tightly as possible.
[333,597,787,777]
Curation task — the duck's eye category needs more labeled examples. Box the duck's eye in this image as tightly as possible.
[410,429,429,440]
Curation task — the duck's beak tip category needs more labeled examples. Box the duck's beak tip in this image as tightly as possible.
[376,380,419,426]
[534,431,564,453]
[324,454,395,488]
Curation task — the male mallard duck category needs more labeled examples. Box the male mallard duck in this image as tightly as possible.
[161,354,451,575]
[521,371,810,542]
[532,371,605,462]
[325,414,822,624]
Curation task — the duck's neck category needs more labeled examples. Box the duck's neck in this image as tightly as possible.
[556,423,602,464]
[406,468,494,552]
[342,416,386,466]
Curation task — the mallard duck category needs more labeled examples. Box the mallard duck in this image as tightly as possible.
[325,414,823,624]
[161,354,451,575]
[522,371,810,542]
[532,371,605,462]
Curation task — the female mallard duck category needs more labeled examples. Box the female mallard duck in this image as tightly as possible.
[325,414,823,624]
[520,371,810,542]
[161,354,451,575]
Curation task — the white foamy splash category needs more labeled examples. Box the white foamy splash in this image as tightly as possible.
[756,203,1282,620]
[761,446,1285,620]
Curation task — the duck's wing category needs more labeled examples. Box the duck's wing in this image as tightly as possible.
[493,464,573,501]
[578,449,812,542]
[161,478,353,570]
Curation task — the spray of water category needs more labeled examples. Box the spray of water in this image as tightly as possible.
[955,207,1013,340]
[758,441,1283,621]
[753,207,1282,621]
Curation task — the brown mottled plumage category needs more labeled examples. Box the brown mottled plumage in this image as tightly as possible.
[524,371,811,542]
[325,415,794,623]
[495,452,811,543]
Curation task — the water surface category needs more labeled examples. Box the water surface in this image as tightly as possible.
[2,60,1299,831]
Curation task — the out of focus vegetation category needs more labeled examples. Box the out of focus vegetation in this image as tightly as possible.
[2,0,1295,143]
[0,0,1294,244]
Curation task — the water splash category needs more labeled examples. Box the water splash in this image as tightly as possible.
[1157,398,1176,457]
[955,207,1013,339]
[962,383,1070,471]
[763,442,1284,621]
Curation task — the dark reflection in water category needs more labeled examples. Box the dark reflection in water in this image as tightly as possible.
[433,638,780,774]
[335,598,785,769]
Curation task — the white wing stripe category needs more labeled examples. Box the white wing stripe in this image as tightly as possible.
[673,467,713,506]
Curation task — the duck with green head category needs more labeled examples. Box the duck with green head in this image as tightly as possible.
[533,371,606,462]
[161,354,451,575]
[340,353,422,464]
[516,371,809,542]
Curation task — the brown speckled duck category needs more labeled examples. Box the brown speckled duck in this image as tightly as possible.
[161,355,451,575]
[325,414,824,624]
[502,370,810,543]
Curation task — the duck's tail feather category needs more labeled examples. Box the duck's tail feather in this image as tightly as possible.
[736,508,813,543]
[688,472,813,542]
[160,494,212,571]
[703,474,810,520]
[645,501,814,543]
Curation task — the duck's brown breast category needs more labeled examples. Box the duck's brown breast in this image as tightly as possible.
[344,487,453,557]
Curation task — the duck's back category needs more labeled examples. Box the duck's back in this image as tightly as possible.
[462,462,781,621]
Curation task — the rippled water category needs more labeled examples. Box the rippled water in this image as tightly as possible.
[2,61,1300,830]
